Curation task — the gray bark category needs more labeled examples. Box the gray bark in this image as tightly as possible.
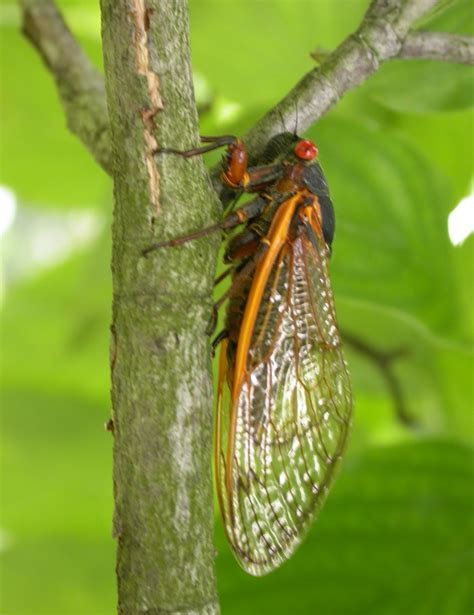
[100,0,220,612]
[400,31,474,64]
[20,1,474,180]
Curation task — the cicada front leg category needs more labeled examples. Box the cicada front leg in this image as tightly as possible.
[158,134,283,193]
[142,195,268,256]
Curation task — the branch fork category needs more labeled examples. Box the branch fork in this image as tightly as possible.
[20,0,474,177]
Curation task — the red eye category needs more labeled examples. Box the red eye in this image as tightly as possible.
[294,139,318,161]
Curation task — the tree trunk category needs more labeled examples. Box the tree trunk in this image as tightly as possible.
[100,1,221,612]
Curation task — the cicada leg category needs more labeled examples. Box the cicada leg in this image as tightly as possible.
[214,267,234,287]
[208,229,271,345]
[211,330,229,357]
[207,255,258,337]
[158,135,237,158]
[158,134,284,193]
[142,195,268,256]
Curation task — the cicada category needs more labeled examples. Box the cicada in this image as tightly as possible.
[145,132,352,575]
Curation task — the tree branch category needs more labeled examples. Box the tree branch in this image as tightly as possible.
[20,0,473,183]
[238,0,448,164]
[399,31,474,64]
[19,0,113,174]
[342,332,415,426]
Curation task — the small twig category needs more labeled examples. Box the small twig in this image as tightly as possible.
[342,331,416,427]
[19,0,113,174]
[104,417,114,434]
[399,31,474,64]
[312,31,474,69]
[309,47,332,65]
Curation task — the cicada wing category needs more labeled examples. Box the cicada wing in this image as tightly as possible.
[215,226,352,576]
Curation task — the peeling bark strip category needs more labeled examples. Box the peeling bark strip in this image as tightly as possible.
[131,0,164,214]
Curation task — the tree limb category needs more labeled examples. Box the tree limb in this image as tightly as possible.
[100,0,220,611]
[238,0,442,165]
[342,332,415,426]
[19,0,112,174]
[399,31,474,64]
[20,0,474,181]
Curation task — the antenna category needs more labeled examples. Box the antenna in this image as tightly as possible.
[277,107,287,134]
[294,99,299,136]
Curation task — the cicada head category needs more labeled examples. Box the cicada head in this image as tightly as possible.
[260,132,319,166]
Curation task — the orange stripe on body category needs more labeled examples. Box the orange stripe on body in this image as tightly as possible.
[224,192,303,507]
[214,338,229,525]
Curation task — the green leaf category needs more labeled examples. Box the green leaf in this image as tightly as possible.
[367,61,474,113]
[2,538,115,615]
[216,439,474,615]
[1,390,112,536]
[452,234,474,339]
[338,297,473,441]
[419,0,474,35]
[387,109,474,206]
[1,390,115,614]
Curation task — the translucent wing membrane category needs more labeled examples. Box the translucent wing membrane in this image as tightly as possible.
[216,216,352,576]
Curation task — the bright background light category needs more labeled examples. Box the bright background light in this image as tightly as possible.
[0,185,17,236]
[448,184,474,246]
[0,184,104,291]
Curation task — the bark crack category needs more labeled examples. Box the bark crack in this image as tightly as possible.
[131,0,164,215]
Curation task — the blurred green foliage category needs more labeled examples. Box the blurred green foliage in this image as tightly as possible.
[1,0,473,613]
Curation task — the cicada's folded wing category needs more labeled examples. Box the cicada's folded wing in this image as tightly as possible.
[215,209,352,576]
